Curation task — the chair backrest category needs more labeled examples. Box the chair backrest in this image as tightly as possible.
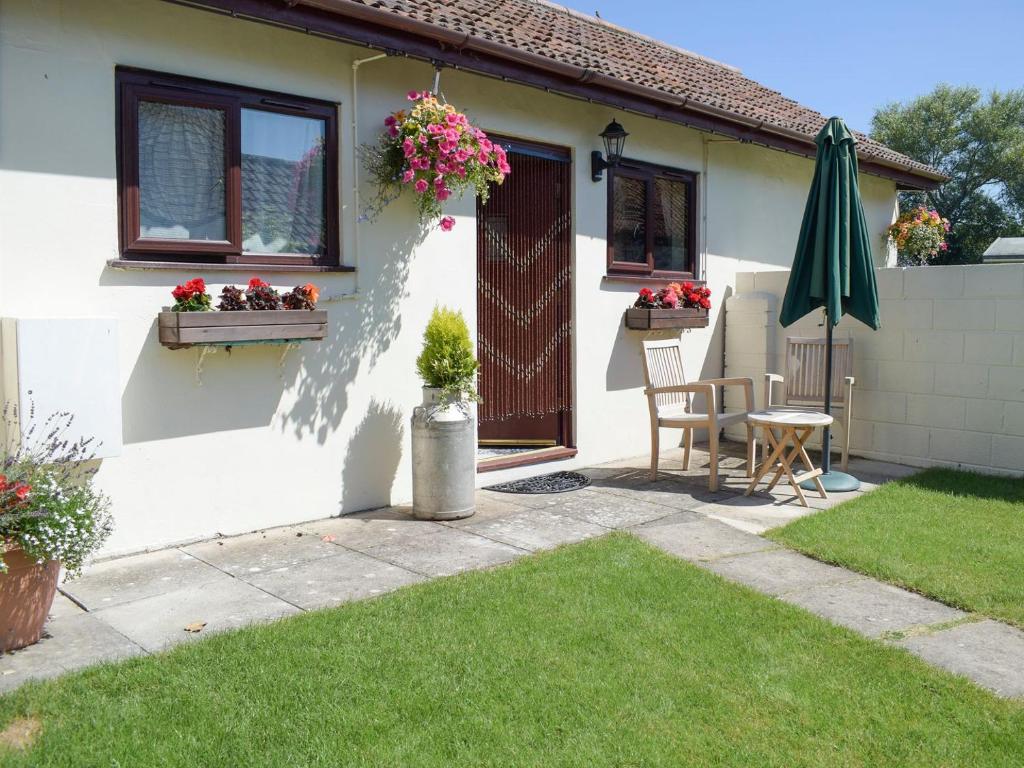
[784,336,853,405]
[641,339,691,413]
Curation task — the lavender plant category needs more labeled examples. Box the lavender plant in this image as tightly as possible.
[1,399,113,577]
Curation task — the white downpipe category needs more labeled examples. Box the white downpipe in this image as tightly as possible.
[702,135,710,282]
[347,52,388,297]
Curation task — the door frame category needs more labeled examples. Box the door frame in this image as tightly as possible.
[478,133,575,451]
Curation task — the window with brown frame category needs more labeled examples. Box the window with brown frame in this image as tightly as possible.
[116,68,340,266]
[606,159,698,279]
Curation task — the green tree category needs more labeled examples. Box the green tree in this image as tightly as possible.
[871,85,1024,263]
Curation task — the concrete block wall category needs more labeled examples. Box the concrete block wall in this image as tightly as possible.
[723,264,1024,475]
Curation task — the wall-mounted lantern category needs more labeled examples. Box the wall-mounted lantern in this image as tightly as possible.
[591,119,629,182]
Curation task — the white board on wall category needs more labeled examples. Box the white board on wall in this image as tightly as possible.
[0,318,122,459]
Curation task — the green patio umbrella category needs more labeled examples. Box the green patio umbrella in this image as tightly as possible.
[779,117,880,491]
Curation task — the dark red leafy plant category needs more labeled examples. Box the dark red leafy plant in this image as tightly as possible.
[281,283,320,311]
[245,278,281,311]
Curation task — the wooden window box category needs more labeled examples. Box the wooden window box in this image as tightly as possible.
[158,309,327,349]
[624,307,709,330]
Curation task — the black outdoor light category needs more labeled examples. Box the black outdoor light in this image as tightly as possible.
[591,119,629,182]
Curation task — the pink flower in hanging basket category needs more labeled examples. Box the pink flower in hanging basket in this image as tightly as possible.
[364,92,508,232]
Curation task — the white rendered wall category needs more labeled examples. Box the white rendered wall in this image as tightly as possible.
[0,0,901,554]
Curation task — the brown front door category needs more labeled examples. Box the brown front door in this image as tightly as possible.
[477,140,573,446]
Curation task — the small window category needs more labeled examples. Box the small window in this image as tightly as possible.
[117,68,339,265]
[607,160,697,278]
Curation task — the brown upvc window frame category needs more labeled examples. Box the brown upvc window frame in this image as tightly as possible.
[606,158,699,280]
[116,67,340,267]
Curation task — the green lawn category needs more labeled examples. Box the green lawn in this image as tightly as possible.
[769,468,1024,629]
[1,534,1022,766]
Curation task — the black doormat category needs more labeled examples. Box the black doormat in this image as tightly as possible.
[484,471,591,495]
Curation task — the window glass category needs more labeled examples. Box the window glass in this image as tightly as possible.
[652,177,688,272]
[138,101,226,240]
[611,175,647,264]
[241,109,326,255]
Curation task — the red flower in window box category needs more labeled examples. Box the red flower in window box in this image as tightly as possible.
[170,277,212,312]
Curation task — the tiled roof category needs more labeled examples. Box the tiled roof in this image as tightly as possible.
[337,0,941,181]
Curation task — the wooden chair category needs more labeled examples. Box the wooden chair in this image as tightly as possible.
[764,336,855,471]
[641,338,755,492]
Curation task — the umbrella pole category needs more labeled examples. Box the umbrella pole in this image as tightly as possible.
[821,319,833,475]
[802,311,860,492]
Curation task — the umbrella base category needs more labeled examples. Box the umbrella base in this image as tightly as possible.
[801,470,860,493]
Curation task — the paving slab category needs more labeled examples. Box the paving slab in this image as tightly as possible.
[0,612,143,693]
[93,574,300,652]
[444,494,532,528]
[48,592,85,619]
[359,526,524,578]
[845,457,919,481]
[781,578,967,639]
[517,488,675,529]
[899,620,1024,698]
[692,495,817,535]
[706,549,856,596]
[62,548,224,610]
[595,477,730,512]
[243,549,425,610]
[634,514,776,563]
[299,509,446,552]
[458,508,608,552]
[183,526,341,576]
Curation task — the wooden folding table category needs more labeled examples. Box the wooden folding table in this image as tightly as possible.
[744,409,833,507]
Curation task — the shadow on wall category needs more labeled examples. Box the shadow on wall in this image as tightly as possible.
[339,397,404,514]
[120,318,291,444]
[279,228,423,444]
[115,224,423,446]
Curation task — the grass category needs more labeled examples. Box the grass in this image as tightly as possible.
[769,468,1024,628]
[1,534,1022,766]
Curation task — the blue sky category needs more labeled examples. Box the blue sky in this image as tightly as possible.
[564,0,1023,133]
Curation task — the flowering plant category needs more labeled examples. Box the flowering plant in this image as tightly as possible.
[281,283,320,311]
[0,403,113,577]
[244,278,282,311]
[170,278,212,312]
[362,90,509,231]
[633,281,712,310]
[886,206,950,265]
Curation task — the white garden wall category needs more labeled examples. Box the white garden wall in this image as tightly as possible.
[0,0,902,555]
[724,264,1024,475]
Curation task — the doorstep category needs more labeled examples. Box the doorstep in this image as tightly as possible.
[476,445,577,473]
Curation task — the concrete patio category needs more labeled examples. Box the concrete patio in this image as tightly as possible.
[3,444,1023,699]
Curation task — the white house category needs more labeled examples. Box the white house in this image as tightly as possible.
[0,0,943,556]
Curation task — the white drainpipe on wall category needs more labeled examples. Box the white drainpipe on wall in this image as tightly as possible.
[323,52,388,303]
[348,53,388,297]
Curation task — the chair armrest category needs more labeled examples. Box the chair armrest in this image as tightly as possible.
[764,373,783,409]
[692,377,753,412]
[643,383,714,397]
[693,377,753,388]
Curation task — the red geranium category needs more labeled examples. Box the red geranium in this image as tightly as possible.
[170,277,212,312]
[0,475,8,491]
[183,278,206,294]
[248,277,270,290]
[14,484,30,501]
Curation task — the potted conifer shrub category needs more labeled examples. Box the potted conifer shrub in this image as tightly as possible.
[410,307,479,520]
[0,406,113,651]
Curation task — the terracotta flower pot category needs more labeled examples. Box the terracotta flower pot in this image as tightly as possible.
[0,546,59,652]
